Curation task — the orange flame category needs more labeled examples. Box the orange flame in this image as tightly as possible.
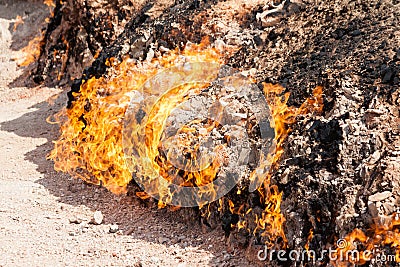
[16,0,56,67]
[218,84,323,248]
[49,39,225,195]
[17,35,43,67]
[332,213,400,266]
[49,38,324,249]
[44,0,55,7]
[13,15,24,32]
[248,84,323,247]
[305,228,314,252]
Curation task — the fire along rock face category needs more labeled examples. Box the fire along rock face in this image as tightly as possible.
[122,62,276,207]
[43,0,400,265]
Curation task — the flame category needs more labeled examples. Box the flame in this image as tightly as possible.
[215,84,323,248]
[49,37,324,249]
[13,15,24,32]
[133,79,226,208]
[44,0,55,7]
[17,35,43,67]
[16,0,57,67]
[332,213,400,266]
[249,84,323,248]
[49,38,225,195]
[305,228,314,252]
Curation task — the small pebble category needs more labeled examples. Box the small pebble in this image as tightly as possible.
[109,224,119,233]
[92,210,103,225]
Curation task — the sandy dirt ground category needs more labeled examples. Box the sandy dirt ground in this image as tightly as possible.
[0,1,252,266]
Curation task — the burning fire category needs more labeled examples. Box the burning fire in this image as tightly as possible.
[17,35,43,67]
[44,0,55,7]
[15,0,57,67]
[49,38,225,194]
[13,15,24,32]
[234,84,323,247]
[49,37,323,248]
[122,61,228,208]
[332,213,400,266]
